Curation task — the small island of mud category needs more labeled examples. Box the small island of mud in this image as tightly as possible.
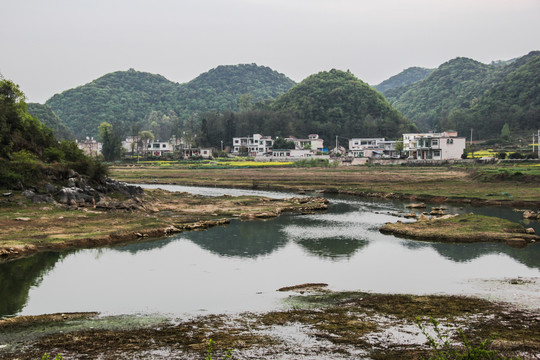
[380,213,539,246]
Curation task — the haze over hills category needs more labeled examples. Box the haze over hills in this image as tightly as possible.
[383,51,540,138]
[45,64,296,139]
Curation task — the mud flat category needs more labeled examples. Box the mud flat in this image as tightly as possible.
[1,290,538,359]
[380,213,539,246]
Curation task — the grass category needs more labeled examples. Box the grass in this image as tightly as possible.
[109,165,540,203]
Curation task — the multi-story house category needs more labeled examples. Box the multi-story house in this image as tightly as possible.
[403,131,466,160]
[348,138,397,158]
[284,134,324,151]
[232,134,274,155]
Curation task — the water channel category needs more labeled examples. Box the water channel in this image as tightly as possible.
[1,185,539,318]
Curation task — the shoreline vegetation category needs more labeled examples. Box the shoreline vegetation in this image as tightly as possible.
[1,290,538,359]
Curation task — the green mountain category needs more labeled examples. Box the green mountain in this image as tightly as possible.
[27,103,74,140]
[271,69,414,141]
[374,67,434,94]
[45,64,296,139]
[384,51,540,138]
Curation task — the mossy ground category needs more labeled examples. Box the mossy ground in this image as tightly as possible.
[380,213,538,243]
[0,189,326,259]
[1,291,538,359]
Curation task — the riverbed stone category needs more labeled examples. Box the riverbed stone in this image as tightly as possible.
[506,238,528,248]
[523,210,537,219]
[525,228,535,234]
[406,203,426,209]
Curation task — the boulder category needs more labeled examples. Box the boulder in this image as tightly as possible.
[523,210,537,219]
[430,209,445,216]
[406,203,426,209]
[44,183,58,194]
[525,228,535,235]
[22,190,55,204]
[404,213,417,219]
[57,187,95,206]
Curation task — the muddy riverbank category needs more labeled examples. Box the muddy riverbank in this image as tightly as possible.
[0,189,328,262]
[1,289,538,359]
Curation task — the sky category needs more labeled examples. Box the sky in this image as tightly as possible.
[1,0,539,103]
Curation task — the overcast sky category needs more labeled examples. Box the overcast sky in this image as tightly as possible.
[1,0,539,103]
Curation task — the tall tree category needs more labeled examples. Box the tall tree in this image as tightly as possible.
[98,122,122,161]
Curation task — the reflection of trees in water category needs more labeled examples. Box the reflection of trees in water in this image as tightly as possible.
[296,237,368,260]
[401,239,540,269]
[0,252,63,317]
[187,217,290,258]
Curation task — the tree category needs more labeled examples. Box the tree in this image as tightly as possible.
[98,122,122,161]
[394,140,404,154]
[138,130,154,158]
[273,137,295,149]
[500,123,510,141]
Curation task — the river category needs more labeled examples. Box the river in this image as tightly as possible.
[1,185,538,318]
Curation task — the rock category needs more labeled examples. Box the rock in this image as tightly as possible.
[404,213,417,219]
[525,228,535,234]
[44,183,58,194]
[430,209,445,216]
[523,210,537,219]
[22,190,55,204]
[406,203,426,209]
[58,187,96,206]
[67,178,77,188]
[417,214,430,221]
[2,192,12,197]
[67,169,78,178]
[14,217,31,221]
[506,238,528,248]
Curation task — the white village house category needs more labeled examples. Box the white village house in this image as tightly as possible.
[403,131,466,160]
[348,138,398,158]
[232,134,274,156]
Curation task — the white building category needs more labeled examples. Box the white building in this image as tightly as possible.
[403,131,466,160]
[77,138,102,156]
[232,134,274,156]
[272,149,313,158]
[348,138,397,158]
[146,140,174,156]
[284,134,324,151]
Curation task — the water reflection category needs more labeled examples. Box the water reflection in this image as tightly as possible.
[1,185,538,318]
[0,252,63,317]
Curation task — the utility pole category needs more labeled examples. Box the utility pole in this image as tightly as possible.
[533,133,536,156]
[335,135,338,154]
[470,128,473,146]
[538,130,540,158]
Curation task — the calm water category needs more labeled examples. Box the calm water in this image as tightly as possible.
[1,185,539,318]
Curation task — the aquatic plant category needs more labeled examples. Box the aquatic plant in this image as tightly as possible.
[205,338,233,360]
[416,317,519,360]
[42,353,62,360]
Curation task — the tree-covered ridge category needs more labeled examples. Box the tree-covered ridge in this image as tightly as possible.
[27,103,74,140]
[271,69,414,141]
[385,57,496,130]
[374,67,434,94]
[180,64,297,112]
[45,65,297,139]
[384,51,540,138]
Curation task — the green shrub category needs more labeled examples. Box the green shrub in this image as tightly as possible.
[416,317,519,360]
[44,147,65,163]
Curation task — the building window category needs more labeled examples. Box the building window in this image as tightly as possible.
[234,140,239,144]
[432,140,438,146]
[447,139,454,144]
[162,144,166,148]
[434,150,441,157]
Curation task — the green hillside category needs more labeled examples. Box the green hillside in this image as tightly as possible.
[271,69,414,141]
[45,65,296,139]
[374,67,434,94]
[385,51,540,138]
[27,103,74,140]
[0,78,104,188]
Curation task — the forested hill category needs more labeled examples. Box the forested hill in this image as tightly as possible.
[384,51,540,138]
[27,103,74,140]
[374,67,434,94]
[45,64,296,138]
[271,69,415,141]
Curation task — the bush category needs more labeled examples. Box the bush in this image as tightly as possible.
[508,152,524,159]
[496,151,507,159]
[44,147,65,163]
